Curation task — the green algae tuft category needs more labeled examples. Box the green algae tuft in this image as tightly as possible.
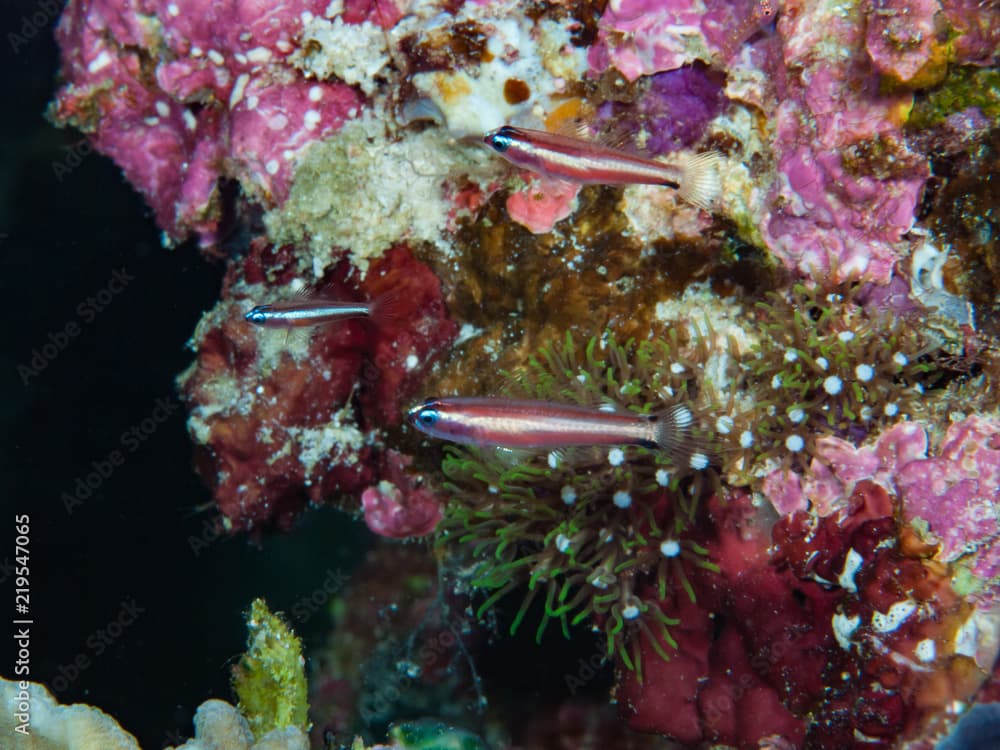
[232,598,310,739]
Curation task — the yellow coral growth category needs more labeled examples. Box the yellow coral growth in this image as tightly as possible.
[231,598,310,739]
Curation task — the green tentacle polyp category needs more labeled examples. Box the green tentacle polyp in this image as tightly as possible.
[433,331,719,680]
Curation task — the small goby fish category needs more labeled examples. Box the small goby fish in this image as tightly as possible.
[245,289,400,329]
[408,397,709,468]
[482,125,721,209]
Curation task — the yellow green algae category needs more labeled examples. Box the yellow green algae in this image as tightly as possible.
[263,110,495,277]
[231,598,310,738]
[907,66,1000,129]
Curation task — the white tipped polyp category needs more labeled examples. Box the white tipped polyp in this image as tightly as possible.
[715,415,734,434]
[786,434,805,452]
[823,375,843,395]
[613,490,632,508]
[660,539,681,557]
[689,452,709,470]
[561,486,577,505]
[855,363,875,382]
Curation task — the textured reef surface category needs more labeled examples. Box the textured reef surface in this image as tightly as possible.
[47,0,1000,747]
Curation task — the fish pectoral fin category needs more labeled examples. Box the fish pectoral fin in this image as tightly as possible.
[529,174,576,197]
[490,446,538,467]
[282,326,313,350]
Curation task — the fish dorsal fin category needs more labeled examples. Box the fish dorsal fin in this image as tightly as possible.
[288,285,314,302]
[549,118,642,155]
[491,446,538,467]
[595,121,647,155]
[307,280,349,303]
[551,117,593,141]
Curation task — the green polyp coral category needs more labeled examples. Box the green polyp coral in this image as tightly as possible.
[734,284,940,471]
[231,598,310,739]
[436,332,720,681]
[349,721,486,750]
[385,720,487,750]
[907,65,1000,130]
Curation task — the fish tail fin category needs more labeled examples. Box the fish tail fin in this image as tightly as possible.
[674,151,722,210]
[649,403,712,471]
[369,286,405,329]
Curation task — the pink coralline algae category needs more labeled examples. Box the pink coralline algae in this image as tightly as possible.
[865,0,1000,82]
[588,0,713,81]
[762,1,928,283]
[940,0,1000,67]
[361,451,443,539]
[619,485,997,747]
[589,0,930,283]
[178,241,456,532]
[763,416,1000,595]
[51,0,367,246]
[864,0,942,85]
[505,178,581,235]
[899,418,1000,580]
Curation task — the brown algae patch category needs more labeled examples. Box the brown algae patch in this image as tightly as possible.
[416,183,736,398]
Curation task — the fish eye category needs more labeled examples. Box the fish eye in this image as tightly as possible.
[417,409,440,427]
[245,307,267,325]
[486,128,514,153]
